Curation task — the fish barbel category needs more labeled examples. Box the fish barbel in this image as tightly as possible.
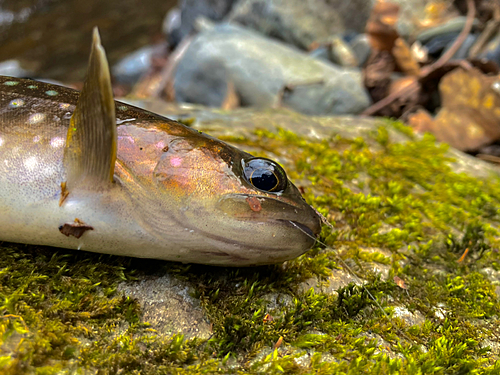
[0,29,321,266]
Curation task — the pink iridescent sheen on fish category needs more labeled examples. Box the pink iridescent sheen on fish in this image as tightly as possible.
[0,28,321,266]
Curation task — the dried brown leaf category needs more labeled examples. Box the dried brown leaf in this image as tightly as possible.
[392,38,420,76]
[435,67,500,150]
[407,108,435,133]
[365,1,400,51]
[393,276,408,290]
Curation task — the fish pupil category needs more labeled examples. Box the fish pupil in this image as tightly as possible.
[243,158,287,193]
[250,169,279,191]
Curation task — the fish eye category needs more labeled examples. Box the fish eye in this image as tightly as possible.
[242,158,288,193]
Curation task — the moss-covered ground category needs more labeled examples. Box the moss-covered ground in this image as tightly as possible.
[2,122,500,374]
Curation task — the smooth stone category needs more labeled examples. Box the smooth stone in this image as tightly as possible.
[309,47,330,62]
[163,7,182,45]
[174,58,232,107]
[446,33,478,60]
[0,59,32,77]
[416,16,480,43]
[424,32,460,58]
[112,45,156,85]
[350,34,372,67]
[118,274,211,339]
[226,0,346,50]
[328,36,358,67]
[173,24,371,115]
[167,0,238,47]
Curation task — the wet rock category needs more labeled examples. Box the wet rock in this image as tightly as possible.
[350,34,372,67]
[174,58,234,107]
[0,59,32,77]
[392,306,425,327]
[415,16,480,44]
[424,32,460,58]
[112,45,156,85]
[118,274,211,339]
[446,33,477,60]
[328,36,358,67]
[173,24,370,115]
[325,0,374,35]
[167,0,237,47]
[309,47,330,62]
[163,7,182,45]
[226,0,345,50]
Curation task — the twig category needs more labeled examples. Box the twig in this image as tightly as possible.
[469,18,500,58]
[362,0,476,116]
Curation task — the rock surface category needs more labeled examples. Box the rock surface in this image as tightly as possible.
[117,275,211,339]
[226,0,345,49]
[167,0,238,46]
[174,24,371,115]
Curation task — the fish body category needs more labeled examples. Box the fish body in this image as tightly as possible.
[0,30,321,266]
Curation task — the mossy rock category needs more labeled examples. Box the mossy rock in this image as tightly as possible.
[2,104,500,374]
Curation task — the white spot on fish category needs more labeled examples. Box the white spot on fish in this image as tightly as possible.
[59,103,71,109]
[28,113,46,124]
[0,137,3,146]
[63,112,72,120]
[50,137,65,148]
[4,81,18,86]
[9,99,24,108]
[45,90,58,96]
[155,140,165,150]
[116,118,136,125]
[24,156,38,171]
[33,135,41,143]
[118,105,128,111]
[27,84,38,89]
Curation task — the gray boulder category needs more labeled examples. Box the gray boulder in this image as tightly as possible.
[226,0,346,50]
[174,24,371,115]
[167,0,238,46]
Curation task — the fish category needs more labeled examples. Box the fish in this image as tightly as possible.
[0,28,321,266]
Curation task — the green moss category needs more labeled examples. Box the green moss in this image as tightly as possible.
[2,121,500,373]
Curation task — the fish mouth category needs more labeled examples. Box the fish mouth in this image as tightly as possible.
[216,193,322,240]
[285,220,317,238]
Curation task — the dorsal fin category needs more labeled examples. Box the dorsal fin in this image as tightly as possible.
[63,27,116,196]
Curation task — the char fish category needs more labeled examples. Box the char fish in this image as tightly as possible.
[0,29,321,266]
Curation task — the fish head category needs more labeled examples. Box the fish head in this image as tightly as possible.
[144,129,322,265]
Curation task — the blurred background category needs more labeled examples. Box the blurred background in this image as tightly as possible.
[1,0,500,159]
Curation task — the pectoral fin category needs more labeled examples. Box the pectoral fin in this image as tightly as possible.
[63,27,116,195]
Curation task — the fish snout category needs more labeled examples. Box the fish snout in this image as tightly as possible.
[217,194,322,239]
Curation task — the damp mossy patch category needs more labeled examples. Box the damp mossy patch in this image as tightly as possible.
[2,119,500,374]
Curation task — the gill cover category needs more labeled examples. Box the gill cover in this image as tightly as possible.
[63,27,117,194]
